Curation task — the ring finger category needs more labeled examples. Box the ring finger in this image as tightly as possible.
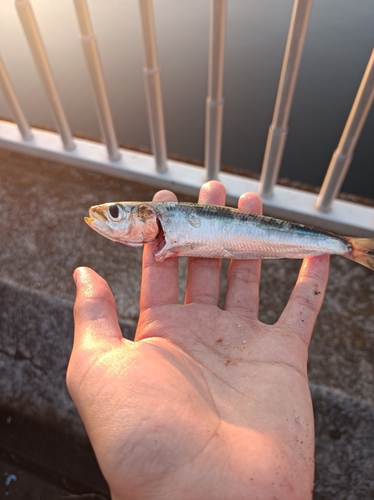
[225,192,262,318]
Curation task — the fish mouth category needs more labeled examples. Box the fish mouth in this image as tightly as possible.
[84,206,106,229]
[84,216,94,227]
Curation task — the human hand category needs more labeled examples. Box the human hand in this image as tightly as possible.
[67,181,329,500]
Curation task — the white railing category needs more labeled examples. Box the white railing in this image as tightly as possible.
[0,0,373,236]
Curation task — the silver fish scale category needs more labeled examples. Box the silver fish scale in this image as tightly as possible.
[151,202,350,261]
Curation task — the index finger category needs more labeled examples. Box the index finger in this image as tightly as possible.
[139,190,179,312]
[277,254,330,343]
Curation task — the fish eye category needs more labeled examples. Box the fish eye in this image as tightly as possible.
[108,204,122,221]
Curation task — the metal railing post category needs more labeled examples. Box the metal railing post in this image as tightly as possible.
[205,0,227,181]
[316,49,374,212]
[259,0,313,198]
[0,54,33,141]
[15,0,76,151]
[73,0,121,162]
[138,0,168,173]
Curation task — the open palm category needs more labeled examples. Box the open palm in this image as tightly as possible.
[67,181,329,500]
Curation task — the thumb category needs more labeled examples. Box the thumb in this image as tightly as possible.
[67,267,123,422]
[68,267,123,395]
[72,266,123,348]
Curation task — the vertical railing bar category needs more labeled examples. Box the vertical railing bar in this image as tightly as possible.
[316,49,374,213]
[73,0,121,162]
[15,0,76,151]
[259,0,313,198]
[138,0,168,173]
[205,0,227,181]
[0,54,33,141]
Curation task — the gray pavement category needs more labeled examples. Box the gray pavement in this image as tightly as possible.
[0,148,373,498]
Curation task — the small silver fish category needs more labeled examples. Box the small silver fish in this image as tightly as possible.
[85,201,374,270]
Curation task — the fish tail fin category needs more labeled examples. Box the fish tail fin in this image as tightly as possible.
[345,237,374,271]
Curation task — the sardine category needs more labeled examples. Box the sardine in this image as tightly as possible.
[85,201,374,270]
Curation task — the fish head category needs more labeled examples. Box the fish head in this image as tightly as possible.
[85,202,160,247]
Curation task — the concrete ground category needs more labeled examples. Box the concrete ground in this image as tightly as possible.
[0,148,373,498]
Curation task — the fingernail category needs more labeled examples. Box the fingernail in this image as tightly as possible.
[200,181,217,193]
[73,267,84,287]
[74,267,95,298]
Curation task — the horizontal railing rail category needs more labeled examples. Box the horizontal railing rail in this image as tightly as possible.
[1,121,373,237]
[0,0,373,236]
